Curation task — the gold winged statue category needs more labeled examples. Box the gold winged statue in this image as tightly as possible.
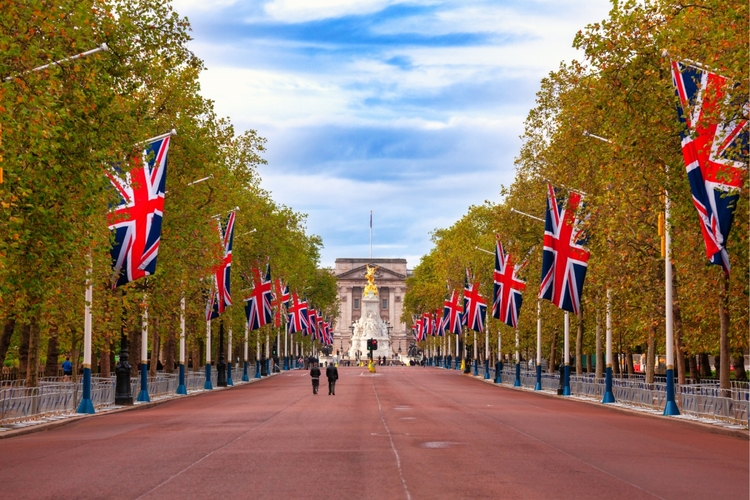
[364,264,379,297]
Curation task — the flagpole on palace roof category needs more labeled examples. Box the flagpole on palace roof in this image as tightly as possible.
[369,210,372,259]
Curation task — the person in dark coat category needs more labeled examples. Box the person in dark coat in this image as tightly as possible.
[310,362,321,394]
[326,363,339,395]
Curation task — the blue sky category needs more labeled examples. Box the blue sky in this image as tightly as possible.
[172,0,612,268]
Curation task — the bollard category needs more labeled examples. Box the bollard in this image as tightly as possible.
[204,364,213,390]
[137,363,150,402]
[495,362,502,384]
[602,366,615,403]
[534,364,542,391]
[176,364,187,395]
[76,367,95,414]
[227,362,233,386]
[514,363,521,387]
[484,359,490,380]
[663,368,679,415]
[283,356,289,371]
[562,364,571,396]
[254,360,262,379]
[242,361,250,382]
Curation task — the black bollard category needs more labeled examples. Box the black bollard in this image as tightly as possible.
[115,331,133,405]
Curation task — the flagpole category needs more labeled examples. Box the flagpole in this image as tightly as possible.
[242,322,250,381]
[176,296,187,394]
[137,297,150,402]
[562,311,571,395]
[369,210,372,259]
[254,331,261,379]
[514,328,521,387]
[663,188,679,415]
[495,326,502,384]
[535,300,542,390]
[284,322,289,371]
[227,326,234,386]
[4,43,108,82]
[484,327,490,380]
[77,254,95,414]
[602,290,615,403]
[204,319,213,390]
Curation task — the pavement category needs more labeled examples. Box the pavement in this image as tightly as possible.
[0,367,747,499]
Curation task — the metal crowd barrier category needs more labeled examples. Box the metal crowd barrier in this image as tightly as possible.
[444,363,749,427]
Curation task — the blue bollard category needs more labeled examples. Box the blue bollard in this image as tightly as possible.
[473,359,479,376]
[484,359,490,380]
[76,367,95,414]
[242,360,249,382]
[663,368,680,416]
[227,362,233,386]
[204,363,213,390]
[514,363,521,387]
[176,363,187,395]
[495,362,503,383]
[283,356,289,371]
[137,363,150,402]
[602,366,615,403]
[254,360,261,379]
[534,365,542,391]
[562,364,571,396]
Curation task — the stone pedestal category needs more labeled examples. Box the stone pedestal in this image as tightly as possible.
[348,291,392,360]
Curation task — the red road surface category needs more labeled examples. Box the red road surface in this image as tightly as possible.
[0,367,747,499]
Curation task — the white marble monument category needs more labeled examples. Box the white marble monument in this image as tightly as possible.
[348,265,392,360]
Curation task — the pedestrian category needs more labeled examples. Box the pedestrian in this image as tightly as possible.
[310,362,321,394]
[326,362,338,395]
[62,356,72,381]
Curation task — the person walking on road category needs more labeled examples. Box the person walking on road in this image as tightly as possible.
[310,362,321,394]
[326,363,338,395]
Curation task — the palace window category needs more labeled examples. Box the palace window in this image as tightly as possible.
[382,298,388,310]
[353,298,360,310]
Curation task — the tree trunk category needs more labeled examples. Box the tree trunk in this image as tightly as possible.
[595,311,603,378]
[26,316,40,387]
[0,316,16,366]
[131,323,141,377]
[44,324,59,377]
[732,350,747,382]
[646,324,656,384]
[625,348,634,375]
[671,264,687,384]
[612,350,620,376]
[193,342,201,372]
[699,353,712,378]
[164,325,175,374]
[149,317,159,377]
[18,323,30,380]
[688,354,700,382]
[585,351,592,373]
[718,273,731,391]
[548,328,557,374]
[575,313,583,375]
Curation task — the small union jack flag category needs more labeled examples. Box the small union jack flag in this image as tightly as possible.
[307,308,318,339]
[463,269,487,333]
[272,279,290,328]
[107,136,171,287]
[539,184,590,314]
[435,309,446,337]
[443,290,463,335]
[670,60,748,274]
[287,292,308,334]
[493,237,527,328]
[205,211,236,320]
[244,264,273,331]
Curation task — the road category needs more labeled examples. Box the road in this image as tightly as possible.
[0,367,747,499]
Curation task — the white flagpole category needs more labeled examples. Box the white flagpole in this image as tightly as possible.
[369,210,373,259]
[77,254,94,413]
[137,298,150,402]
[563,311,570,395]
[5,44,108,82]
[602,289,615,403]
[664,185,679,415]
[204,319,213,389]
[534,300,542,390]
[176,296,187,394]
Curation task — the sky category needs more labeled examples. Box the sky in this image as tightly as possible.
[171,0,613,269]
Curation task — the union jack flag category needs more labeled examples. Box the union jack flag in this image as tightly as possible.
[422,312,432,337]
[307,308,318,339]
[443,290,463,335]
[493,237,527,328]
[205,211,236,320]
[670,60,748,274]
[287,292,308,334]
[435,309,446,337]
[317,315,325,343]
[272,279,290,328]
[463,270,487,333]
[539,184,590,315]
[413,315,425,341]
[244,264,273,331]
[107,136,171,287]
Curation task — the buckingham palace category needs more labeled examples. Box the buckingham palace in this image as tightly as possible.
[332,258,411,361]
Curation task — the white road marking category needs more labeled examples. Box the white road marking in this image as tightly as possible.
[371,378,412,500]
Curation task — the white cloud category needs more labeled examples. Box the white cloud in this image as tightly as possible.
[264,0,407,23]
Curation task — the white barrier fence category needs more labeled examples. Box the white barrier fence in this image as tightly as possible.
[469,363,748,427]
[0,367,248,427]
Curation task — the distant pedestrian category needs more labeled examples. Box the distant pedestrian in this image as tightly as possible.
[310,362,321,394]
[326,363,338,395]
[62,356,73,381]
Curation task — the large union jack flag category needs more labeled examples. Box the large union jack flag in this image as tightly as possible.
[206,211,236,320]
[412,315,425,341]
[443,290,463,335]
[107,136,171,287]
[493,237,527,328]
[287,291,308,334]
[244,264,273,331]
[670,60,748,274]
[539,184,590,314]
[463,270,487,333]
